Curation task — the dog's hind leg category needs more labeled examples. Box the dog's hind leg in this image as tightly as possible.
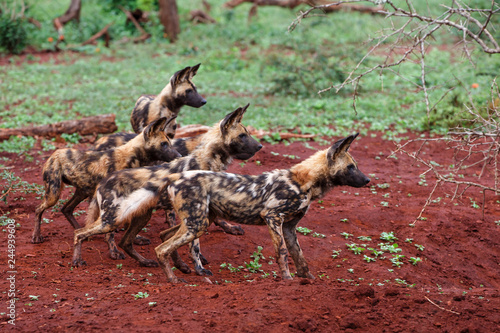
[282,214,314,279]
[264,212,292,281]
[72,217,114,267]
[61,188,88,229]
[118,211,158,267]
[155,223,202,283]
[159,220,193,274]
[32,180,62,244]
[189,239,213,276]
[105,232,126,260]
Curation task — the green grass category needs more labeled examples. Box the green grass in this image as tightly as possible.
[1,0,498,143]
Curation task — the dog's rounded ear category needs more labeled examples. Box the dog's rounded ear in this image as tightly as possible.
[170,66,191,88]
[144,117,168,141]
[188,63,201,80]
[163,115,178,137]
[327,133,359,161]
[220,106,244,135]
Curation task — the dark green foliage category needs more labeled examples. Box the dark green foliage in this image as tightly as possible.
[0,15,27,54]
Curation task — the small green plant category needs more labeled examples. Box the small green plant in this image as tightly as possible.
[409,257,422,266]
[340,218,349,223]
[116,264,123,269]
[29,295,39,301]
[346,243,366,255]
[220,263,243,273]
[368,248,384,257]
[380,201,389,207]
[414,244,425,251]
[340,232,353,239]
[363,255,376,262]
[312,232,326,238]
[379,243,402,253]
[357,236,372,241]
[133,292,149,299]
[245,246,264,273]
[331,250,341,259]
[296,226,312,235]
[390,254,405,267]
[380,231,398,242]
[377,183,390,189]
[148,302,157,307]
[469,198,480,209]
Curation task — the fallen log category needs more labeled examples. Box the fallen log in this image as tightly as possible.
[174,124,211,138]
[0,114,117,141]
[174,124,315,140]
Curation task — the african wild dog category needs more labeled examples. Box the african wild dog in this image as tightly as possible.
[154,133,370,283]
[71,104,263,269]
[32,117,180,244]
[130,63,206,134]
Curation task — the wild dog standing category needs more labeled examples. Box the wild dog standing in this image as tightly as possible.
[32,117,180,244]
[71,104,262,268]
[130,63,206,134]
[155,134,370,283]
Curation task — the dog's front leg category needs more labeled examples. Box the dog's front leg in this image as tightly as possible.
[264,212,292,280]
[283,213,315,279]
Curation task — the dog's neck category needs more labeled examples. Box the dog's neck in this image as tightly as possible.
[114,134,150,168]
[290,150,334,200]
[155,84,182,116]
[192,140,233,172]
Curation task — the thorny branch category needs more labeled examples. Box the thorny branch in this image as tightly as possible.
[290,1,500,222]
[393,79,500,222]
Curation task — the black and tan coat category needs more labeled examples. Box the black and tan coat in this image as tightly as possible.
[71,105,262,268]
[32,117,180,244]
[155,134,370,283]
[130,63,206,134]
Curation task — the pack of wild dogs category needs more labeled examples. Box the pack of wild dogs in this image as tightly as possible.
[32,64,370,283]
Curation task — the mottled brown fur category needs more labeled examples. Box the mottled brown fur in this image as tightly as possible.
[130,64,206,134]
[155,134,370,283]
[71,105,262,268]
[32,117,180,244]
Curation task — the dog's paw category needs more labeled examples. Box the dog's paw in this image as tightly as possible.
[72,259,87,267]
[175,262,192,274]
[133,235,151,245]
[31,234,44,244]
[216,220,245,235]
[195,268,213,276]
[139,259,159,267]
[109,249,126,260]
[168,277,187,284]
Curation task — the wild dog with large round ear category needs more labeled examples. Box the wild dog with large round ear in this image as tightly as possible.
[130,63,206,134]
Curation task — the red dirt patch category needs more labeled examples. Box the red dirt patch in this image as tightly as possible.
[1,133,499,331]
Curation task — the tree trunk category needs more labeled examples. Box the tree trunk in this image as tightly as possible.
[158,0,180,42]
[53,0,82,31]
[0,114,117,141]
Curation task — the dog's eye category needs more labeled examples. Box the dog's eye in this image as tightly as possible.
[186,89,193,94]
[161,142,169,147]
[173,124,177,130]
[348,164,355,170]
[239,133,247,138]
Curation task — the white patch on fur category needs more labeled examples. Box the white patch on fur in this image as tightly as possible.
[116,188,157,223]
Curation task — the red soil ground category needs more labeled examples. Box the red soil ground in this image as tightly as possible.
[1,131,499,332]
